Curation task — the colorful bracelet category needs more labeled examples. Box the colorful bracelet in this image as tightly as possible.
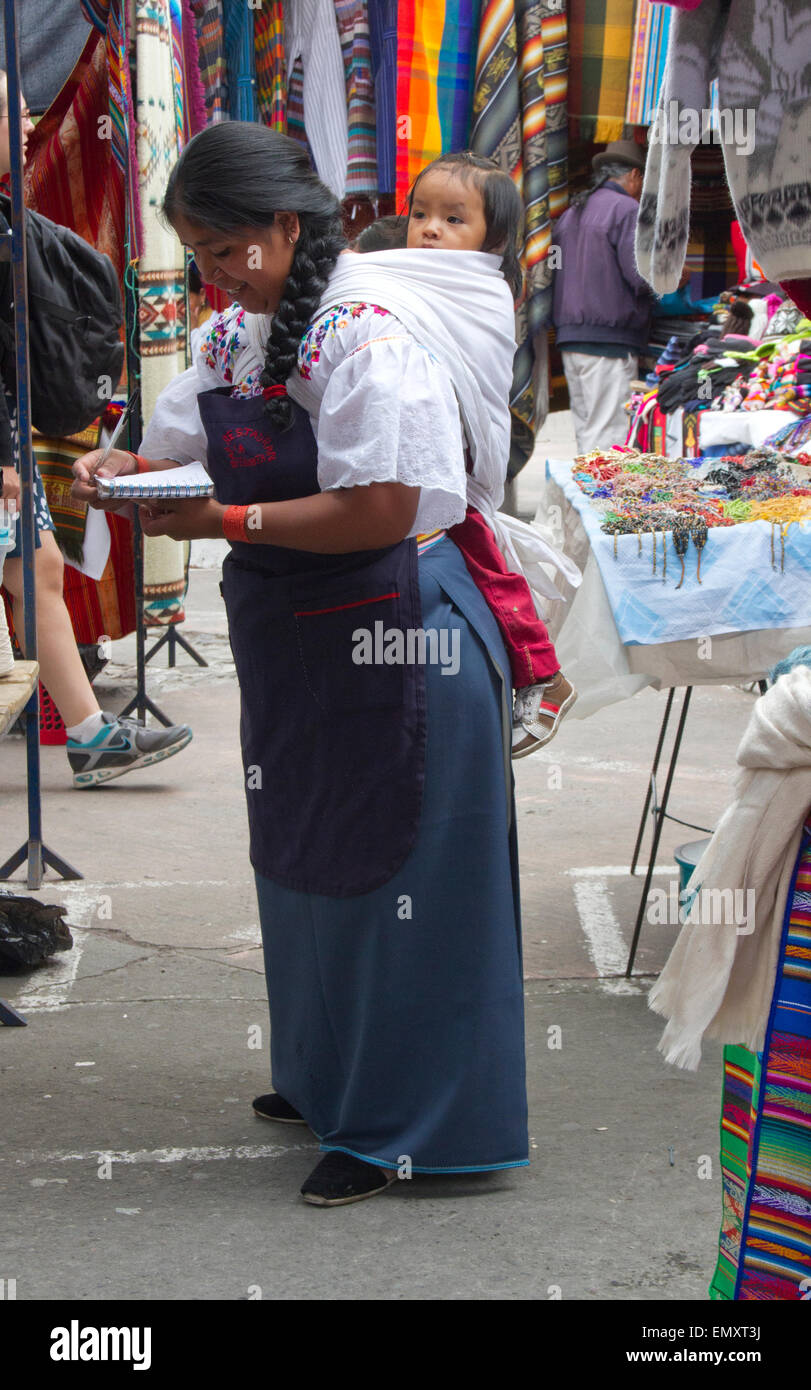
[222,504,250,544]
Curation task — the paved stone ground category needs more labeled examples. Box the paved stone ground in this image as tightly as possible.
[0,417,757,1301]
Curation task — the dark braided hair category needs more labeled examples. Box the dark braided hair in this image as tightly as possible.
[407,150,524,300]
[163,123,345,429]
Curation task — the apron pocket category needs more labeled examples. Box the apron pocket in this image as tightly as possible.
[293,587,405,713]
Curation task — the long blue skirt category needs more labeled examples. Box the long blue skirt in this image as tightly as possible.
[254,536,528,1172]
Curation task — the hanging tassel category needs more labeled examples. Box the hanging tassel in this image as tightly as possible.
[691,521,708,584]
[662,531,667,583]
[672,525,689,590]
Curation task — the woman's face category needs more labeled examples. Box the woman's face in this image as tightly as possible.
[172,210,300,315]
[0,83,35,178]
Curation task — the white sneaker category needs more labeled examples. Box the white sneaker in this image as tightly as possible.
[512,673,577,759]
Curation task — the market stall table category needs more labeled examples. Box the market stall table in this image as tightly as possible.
[538,457,811,974]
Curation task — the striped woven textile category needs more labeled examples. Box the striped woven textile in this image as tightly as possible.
[24,30,126,281]
[472,1,565,472]
[182,0,208,135]
[223,0,257,121]
[137,0,192,625]
[567,0,635,142]
[368,0,397,194]
[711,815,811,1301]
[34,433,94,568]
[192,0,228,121]
[255,0,286,129]
[395,1,480,207]
[334,0,377,196]
[625,0,671,127]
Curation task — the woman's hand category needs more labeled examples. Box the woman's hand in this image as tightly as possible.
[1,466,20,507]
[72,448,137,509]
[138,497,226,541]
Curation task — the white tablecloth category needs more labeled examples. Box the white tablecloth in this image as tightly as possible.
[537,459,811,719]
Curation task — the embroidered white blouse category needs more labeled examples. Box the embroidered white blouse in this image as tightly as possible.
[140,299,470,538]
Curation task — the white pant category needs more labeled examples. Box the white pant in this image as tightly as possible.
[561,350,638,454]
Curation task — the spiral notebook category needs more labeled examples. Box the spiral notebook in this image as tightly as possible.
[96,461,214,500]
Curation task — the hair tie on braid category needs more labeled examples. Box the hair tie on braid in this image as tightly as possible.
[260,217,345,429]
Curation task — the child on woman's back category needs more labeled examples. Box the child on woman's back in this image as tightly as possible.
[400,152,576,755]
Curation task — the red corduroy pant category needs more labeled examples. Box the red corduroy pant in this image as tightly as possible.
[449,506,559,689]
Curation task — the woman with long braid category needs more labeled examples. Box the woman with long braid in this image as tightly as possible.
[72,124,528,1206]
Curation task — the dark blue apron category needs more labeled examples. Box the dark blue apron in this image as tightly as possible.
[197,387,426,896]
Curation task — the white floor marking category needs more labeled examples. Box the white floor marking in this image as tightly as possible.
[12,1143,309,1166]
[566,864,677,878]
[571,878,628,978]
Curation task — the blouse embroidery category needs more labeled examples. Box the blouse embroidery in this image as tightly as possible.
[298,302,391,379]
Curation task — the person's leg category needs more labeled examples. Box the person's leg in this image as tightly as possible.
[450,507,559,686]
[2,531,98,726]
[573,353,637,453]
[561,351,590,453]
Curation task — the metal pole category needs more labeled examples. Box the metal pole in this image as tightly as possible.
[4,0,40,887]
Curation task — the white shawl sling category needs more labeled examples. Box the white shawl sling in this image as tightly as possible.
[312,249,581,608]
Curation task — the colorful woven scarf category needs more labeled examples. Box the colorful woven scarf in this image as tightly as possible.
[625,0,672,126]
[192,0,229,121]
[254,0,286,129]
[334,0,378,196]
[568,0,635,142]
[395,1,481,206]
[472,1,566,471]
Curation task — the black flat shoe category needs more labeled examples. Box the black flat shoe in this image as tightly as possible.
[300,1151,397,1206]
[252,1093,307,1124]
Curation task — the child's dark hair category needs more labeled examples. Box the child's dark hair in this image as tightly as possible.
[163,122,345,429]
[720,296,753,340]
[407,150,524,299]
[353,215,408,253]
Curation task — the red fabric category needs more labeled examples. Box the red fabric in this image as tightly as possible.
[781,279,811,319]
[449,507,559,688]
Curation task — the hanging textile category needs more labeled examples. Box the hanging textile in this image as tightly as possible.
[472,1,563,472]
[182,0,209,135]
[394,1,481,205]
[567,0,635,142]
[543,4,568,221]
[136,0,192,625]
[255,0,287,130]
[368,0,397,195]
[283,1,348,199]
[334,0,377,197]
[191,0,228,121]
[625,0,672,127]
[711,817,811,1301]
[223,0,257,121]
[24,29,126,278]
[16,7,136,639]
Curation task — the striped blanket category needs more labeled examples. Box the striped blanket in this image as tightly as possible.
[395,1,480,206]
[192,0,228,121]
[711,815,811,1301]
[567,0,635,142]
[335,0,377,196]
[255,0,286,129]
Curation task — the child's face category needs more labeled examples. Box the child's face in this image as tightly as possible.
[407,169,488,253]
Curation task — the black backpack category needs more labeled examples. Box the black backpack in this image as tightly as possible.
[0,192,124,438]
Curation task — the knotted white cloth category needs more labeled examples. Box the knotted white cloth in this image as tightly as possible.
[649,665,811,1069]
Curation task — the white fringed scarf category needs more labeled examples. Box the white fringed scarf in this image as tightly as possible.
[649,665,811,1069]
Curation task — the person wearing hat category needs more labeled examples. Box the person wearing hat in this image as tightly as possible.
[551,139,656,454]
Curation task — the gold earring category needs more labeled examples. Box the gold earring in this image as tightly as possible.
[288,236,295,246]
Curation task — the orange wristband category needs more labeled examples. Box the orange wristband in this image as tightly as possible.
[222,504,249,544]
[129,453,152,474]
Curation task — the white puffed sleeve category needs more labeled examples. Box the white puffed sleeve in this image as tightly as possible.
[315,334,469,536]
[140,366,210,468]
